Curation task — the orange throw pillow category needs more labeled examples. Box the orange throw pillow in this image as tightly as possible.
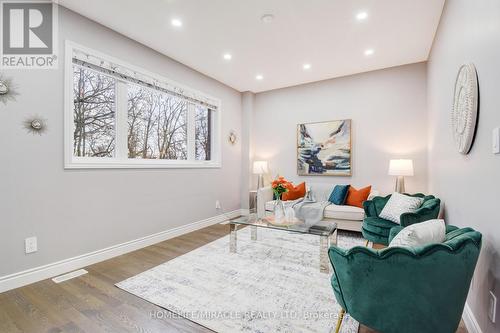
[345,185,372,208]
[282,182,306,201]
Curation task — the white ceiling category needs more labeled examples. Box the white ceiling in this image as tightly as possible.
[58,0,445,93]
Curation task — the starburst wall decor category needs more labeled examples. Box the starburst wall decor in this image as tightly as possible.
[23,116,48,135]
[0,74,18,105]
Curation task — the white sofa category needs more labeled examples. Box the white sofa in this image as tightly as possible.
[257,183,379,232]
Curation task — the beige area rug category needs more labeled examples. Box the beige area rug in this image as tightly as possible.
[116,226,363,333]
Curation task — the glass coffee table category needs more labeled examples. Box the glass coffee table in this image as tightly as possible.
[228,214,338,273]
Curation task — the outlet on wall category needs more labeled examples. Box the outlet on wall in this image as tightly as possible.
[215,200,221,210]
[25,236,37,254]
[489,291,497,323]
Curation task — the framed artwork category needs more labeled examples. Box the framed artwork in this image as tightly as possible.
[297,119,352,176]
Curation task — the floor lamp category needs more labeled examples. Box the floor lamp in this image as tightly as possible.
[253,161,268,217]
[388,159,414,193]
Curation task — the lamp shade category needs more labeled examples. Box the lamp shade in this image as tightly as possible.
[253,161,269,174]
[388,159,414,176]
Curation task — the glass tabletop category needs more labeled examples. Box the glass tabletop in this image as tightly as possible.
[229,213,337,236]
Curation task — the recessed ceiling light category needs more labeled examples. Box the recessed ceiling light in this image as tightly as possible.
[364,49,374,56]
[356,12,368,21]
[223,53,232,60]
[256,74,264,80]
[261,14,274,23]
[303,63,312,70]
[171,19,182,27]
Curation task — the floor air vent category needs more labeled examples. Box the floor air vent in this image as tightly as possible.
[52,269,88,283]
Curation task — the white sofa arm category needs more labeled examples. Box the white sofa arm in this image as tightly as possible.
[368,190,380,200]
[257,186,273,218]
[438,200,445,219]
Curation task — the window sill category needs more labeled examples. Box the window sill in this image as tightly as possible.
[65,158,221,169]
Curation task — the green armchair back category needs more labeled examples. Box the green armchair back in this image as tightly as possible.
[362,193,441,245]
[329,226,482,333]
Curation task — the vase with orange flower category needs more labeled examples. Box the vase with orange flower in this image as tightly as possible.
[271,176,291,222]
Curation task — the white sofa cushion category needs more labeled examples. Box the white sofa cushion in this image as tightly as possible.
[308,183,336,202]
[389,219,446,247]
[265,201,365,221]
[324,204,365,221]
[307,183,379,201]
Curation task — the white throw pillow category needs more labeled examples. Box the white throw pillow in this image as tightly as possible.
[389,219,446,247]
[379,192,424,224]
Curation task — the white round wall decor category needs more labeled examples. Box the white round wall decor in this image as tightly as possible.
[452,63,479,154]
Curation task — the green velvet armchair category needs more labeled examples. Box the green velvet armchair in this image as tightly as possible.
[362,193,441,245]
[329,225,482,333]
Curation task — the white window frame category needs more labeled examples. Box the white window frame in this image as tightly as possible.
[64,40,221,169]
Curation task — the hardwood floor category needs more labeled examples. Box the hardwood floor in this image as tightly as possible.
[0,224,467,333]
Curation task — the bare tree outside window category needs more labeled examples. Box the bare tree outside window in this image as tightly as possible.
[195,105,211,160]
[70,52,217,168]
[127,84,187,159]
[73,66,116,157]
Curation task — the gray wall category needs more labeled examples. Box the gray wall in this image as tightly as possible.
[252,63,429,194]
[0,7,242,276]
[241,92,255,208]
[427,1,500,332]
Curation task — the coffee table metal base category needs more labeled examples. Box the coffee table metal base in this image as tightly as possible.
[319,230,338,273]
[229,224,337,274]
[251,225,257,241]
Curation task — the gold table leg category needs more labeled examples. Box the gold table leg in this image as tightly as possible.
[333,308,345,333]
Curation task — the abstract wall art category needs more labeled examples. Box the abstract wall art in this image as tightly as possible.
[297,119,351,176]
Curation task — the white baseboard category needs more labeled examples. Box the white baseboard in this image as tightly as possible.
[0,209,244,293]
[463,302,483,333]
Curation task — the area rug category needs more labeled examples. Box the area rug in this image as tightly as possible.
[116,226,364,333]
